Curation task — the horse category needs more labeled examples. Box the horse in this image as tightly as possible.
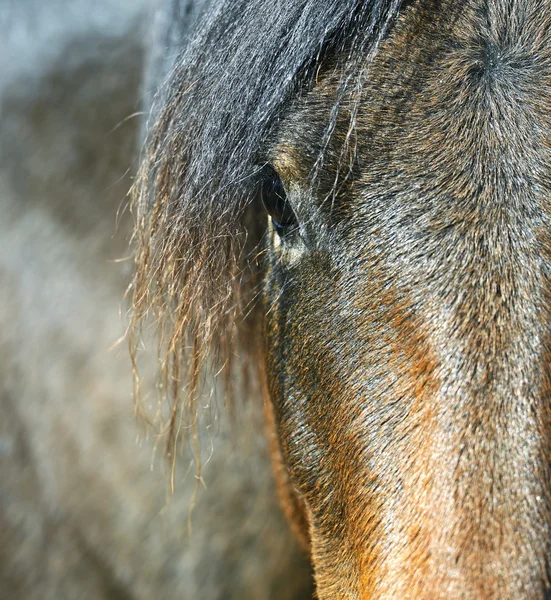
[0,1,310,598]
[132,0,551,598]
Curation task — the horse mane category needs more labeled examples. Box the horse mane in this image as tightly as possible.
[131,0,404,468]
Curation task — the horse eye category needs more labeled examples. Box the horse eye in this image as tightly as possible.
[261,169,296,234]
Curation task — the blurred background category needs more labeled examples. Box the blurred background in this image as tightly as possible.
[0,1,311,598]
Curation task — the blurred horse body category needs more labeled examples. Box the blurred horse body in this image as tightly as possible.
[0,1,309,598]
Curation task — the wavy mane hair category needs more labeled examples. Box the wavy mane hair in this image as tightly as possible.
[131,0,404,464]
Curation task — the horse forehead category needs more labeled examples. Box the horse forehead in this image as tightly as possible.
[355,0,551,170]
[276,0,551,194]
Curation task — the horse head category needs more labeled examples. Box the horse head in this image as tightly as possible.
[133,0,551,597]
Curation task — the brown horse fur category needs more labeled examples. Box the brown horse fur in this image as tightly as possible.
[0,1,311,599]
[133,0,551,598]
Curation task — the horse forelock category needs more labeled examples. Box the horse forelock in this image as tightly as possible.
[130,0,404,459]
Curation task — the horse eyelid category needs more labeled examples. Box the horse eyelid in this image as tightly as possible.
[261,169,298,234]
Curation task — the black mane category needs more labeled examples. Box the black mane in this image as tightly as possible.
[145,0,404,206]
[132,0,404,454]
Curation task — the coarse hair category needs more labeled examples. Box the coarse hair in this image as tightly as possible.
[131,0,404,469]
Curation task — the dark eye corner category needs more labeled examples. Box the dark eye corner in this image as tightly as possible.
[259,166,298,236]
